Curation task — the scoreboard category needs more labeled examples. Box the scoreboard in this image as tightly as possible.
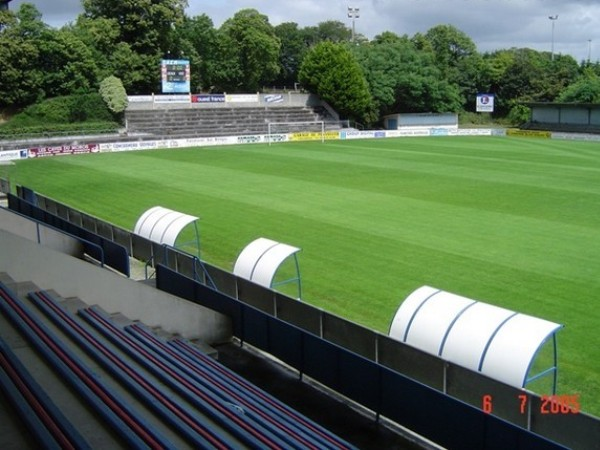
[161,59,190,94]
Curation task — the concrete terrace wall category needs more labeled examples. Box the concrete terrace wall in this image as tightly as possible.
[125,106,326,139]
[126,92,325,110]
[0,229,232,343]
[124,92,341,139]
[0,207,83,257]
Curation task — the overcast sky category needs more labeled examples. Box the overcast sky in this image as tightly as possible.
[9,0,600,63]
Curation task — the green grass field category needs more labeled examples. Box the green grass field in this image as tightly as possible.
[4,136,600,416]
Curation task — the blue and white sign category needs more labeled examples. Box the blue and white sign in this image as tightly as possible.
[476,93,495,113]
[265,94,284,104]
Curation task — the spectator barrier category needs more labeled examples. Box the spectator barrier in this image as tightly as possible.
[155,264,567,450]
[11,186,600,450]
[8,193,130,277]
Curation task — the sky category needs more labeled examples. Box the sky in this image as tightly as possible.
[8,0,600,63]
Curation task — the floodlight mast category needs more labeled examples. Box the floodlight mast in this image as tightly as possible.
[348,6,360,43]
[549,15,558,61]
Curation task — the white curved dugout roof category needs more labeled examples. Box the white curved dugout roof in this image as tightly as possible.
[233,237,300,289]
[389,286,562,389]
[133,206,199,247]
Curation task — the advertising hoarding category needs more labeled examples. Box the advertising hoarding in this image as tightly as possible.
[476,94,495,113]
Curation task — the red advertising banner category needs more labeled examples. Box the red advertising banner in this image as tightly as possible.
[192,94,225,103]
[28,144,99,158]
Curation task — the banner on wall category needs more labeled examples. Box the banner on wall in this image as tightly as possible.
[386,129,431,137]
[226,94,259,103]
[0,149,28,161]
[476,93,495,113]
[29,144,99,158]
[506,129,551,138]
[265,94,284,104]
[192,94,225,103]
[127,95,154,103]
[154,94,190,104]
[289,131,340,141]
[340,130,385,139]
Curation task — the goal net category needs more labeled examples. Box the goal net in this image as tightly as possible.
[267,121,325,145]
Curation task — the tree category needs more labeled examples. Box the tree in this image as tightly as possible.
[10,2,47,37]
[558,69,600,103]
[82,0,187,55]
[79,0,188,94]
[0,34,41,107]
[544,54,580,100]
[299,41,374,123]
[482,48,579,115]
[314,20,352,43]
[171,14,219,92]
[416,24,481,109]
[69,16,120,80]
[0,4,97,107]
[273,22,308,88]
[216,9,280,92]
[70,16,154,94]
[355,38,462,116]
[420,25,478,72]
[372,31,408,46]
[0,6,41,107]
[36,28,98,98]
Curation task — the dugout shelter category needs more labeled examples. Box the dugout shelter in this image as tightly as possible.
[384,112,458,132]
[390,286,563,392]
[233,237,302,299]
[524,102,600,134]
[134,206,201,257]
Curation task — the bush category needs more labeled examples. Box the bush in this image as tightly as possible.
[459,111,494,125]
[99,76,128,114]
[6,93,116,127]
[0,121,120,138]
[506,104,531,126]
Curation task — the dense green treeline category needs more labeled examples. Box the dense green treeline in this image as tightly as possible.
[1,0,600,125]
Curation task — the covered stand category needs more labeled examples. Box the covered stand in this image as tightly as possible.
[389,286,563,392]
[233,237,302,299]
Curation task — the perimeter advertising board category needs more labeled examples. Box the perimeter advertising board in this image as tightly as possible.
[192,94,225,103]
[506,129,551,138]
[225,94,259,103]
[0,149,27,161]
[29,144,99,158]
[289,131,339,141]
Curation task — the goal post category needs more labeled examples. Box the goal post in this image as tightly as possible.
[267,121,325,145]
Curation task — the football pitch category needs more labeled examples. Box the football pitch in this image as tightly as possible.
[4,135,600,416]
